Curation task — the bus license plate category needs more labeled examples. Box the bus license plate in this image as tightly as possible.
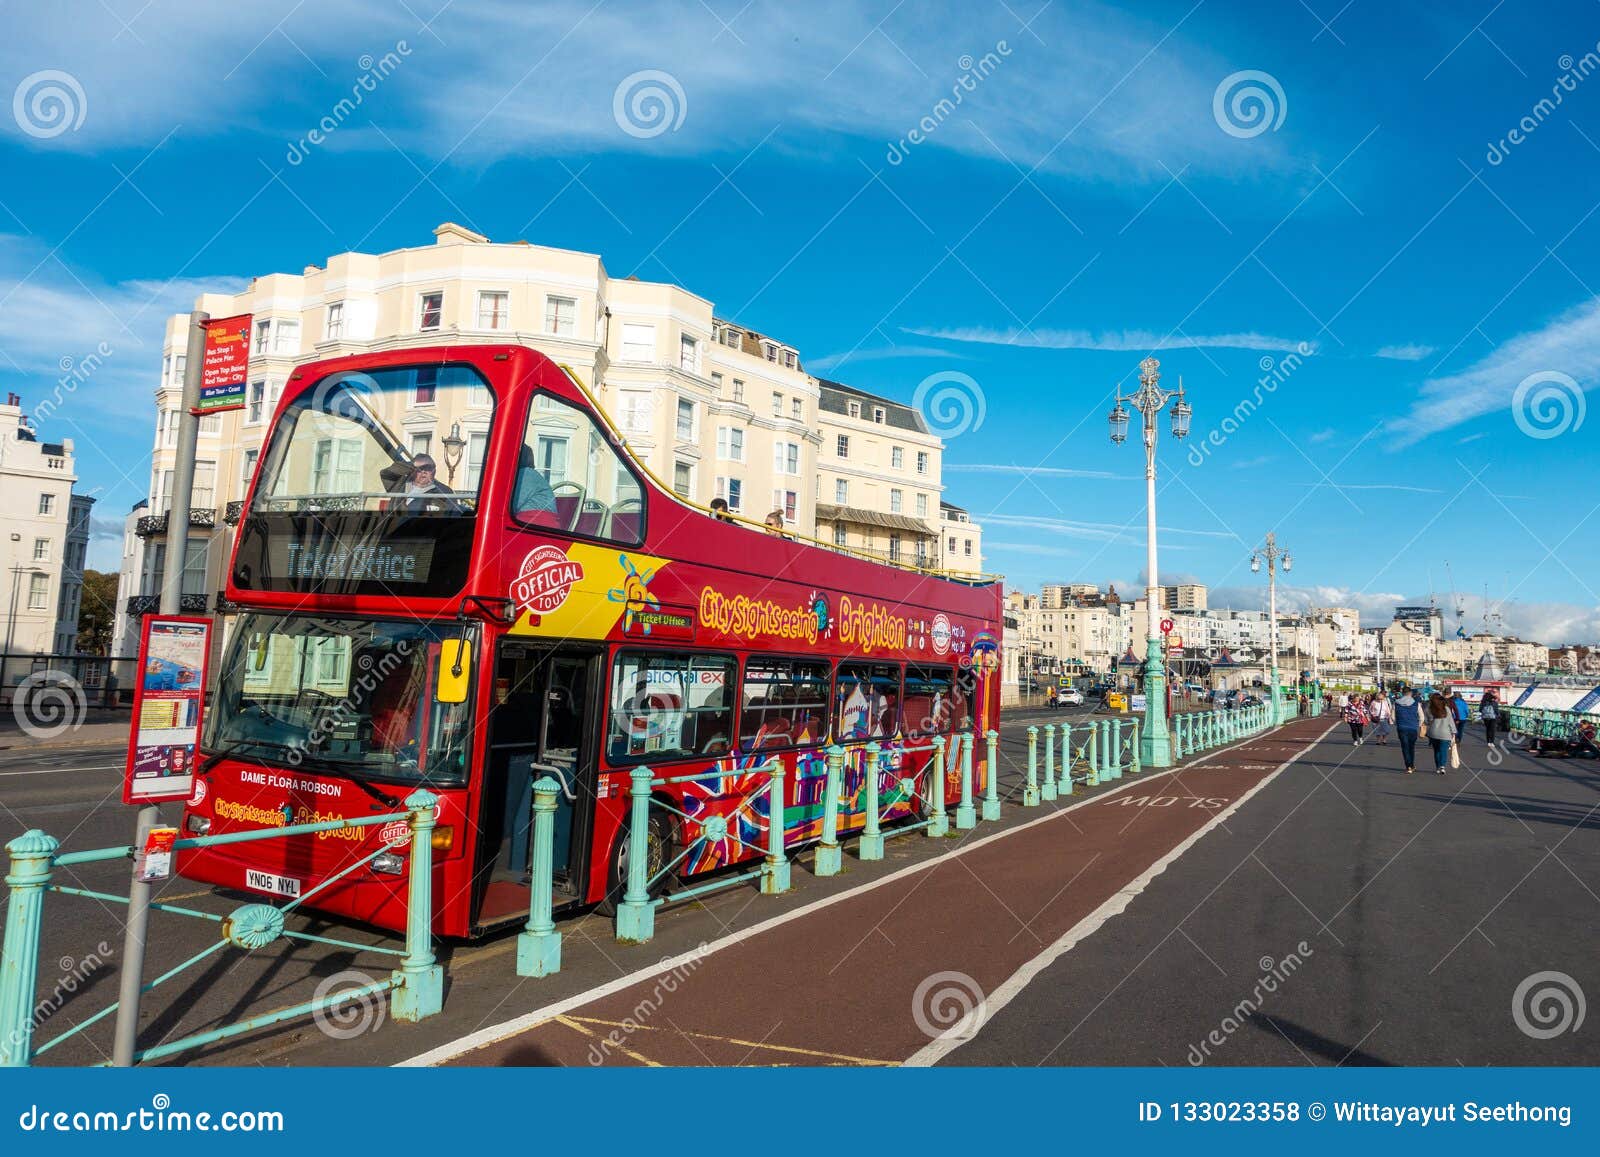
[245,869,301,898]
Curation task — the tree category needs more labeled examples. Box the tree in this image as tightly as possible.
[77,569,120,655]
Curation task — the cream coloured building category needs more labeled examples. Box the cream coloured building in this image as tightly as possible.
[133,222,987,618]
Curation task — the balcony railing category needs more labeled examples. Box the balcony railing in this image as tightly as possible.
[223,500,245,525]
[124,593,210,615]
[134,508,218,537]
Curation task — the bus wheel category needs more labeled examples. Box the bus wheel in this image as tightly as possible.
[598,810,675,916]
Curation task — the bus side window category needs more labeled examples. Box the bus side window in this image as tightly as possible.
[740,657,831,752]
[516,393,645,544]
[606,650,736,763]
[835,661,902,742]
[903,664,957,736]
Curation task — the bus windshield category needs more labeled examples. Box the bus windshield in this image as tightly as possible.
[253,364,492,516]
[207,612,475,786]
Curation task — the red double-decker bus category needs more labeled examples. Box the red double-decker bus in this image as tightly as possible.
[179,344,1003,938]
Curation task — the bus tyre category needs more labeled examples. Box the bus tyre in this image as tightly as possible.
[598,809,675,916]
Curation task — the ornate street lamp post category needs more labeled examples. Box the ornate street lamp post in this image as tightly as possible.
[1250,532,1292,724]
[1109,356,1190,768]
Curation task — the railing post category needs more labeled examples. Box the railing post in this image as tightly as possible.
[1058,723,1073,796]
[1111,719,1125,780]
[927,736,950,838]
[1026,727,1042,807]
[391,789,443,1021]
[816,746,845,875]
[1131,718,1143,775]
[1,830,57,1067]
[955,729,977,830]
[762,761,791,894]
[1040,724,1056,803]
[860,743,885,861]
[1084,721,1098,787]
[982,730,1001,820]
[615,766,656,943]
[517,777,563,978]
[1099,720,1114,781]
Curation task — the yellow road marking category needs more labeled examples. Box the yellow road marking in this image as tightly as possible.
[553,1015,662,1067]
[564,1014,897,1066]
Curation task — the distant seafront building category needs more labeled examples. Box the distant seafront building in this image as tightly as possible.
[132,222,988,636]
[0,392,95,662]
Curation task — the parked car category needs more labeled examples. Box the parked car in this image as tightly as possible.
[1057,688,1085,707]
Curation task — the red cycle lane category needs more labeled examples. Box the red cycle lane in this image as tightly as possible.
[425,716,1335,1067]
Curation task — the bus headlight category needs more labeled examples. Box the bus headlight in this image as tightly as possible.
[185,814,211,835]
[431,826,455,852]
[371,852,405,875]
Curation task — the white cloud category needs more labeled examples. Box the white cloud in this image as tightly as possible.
[1387,297,1600,445]
[946,463,1134,480]
[807,345,969,373]
[904,324,1314,354]
[1376,343,1434,361]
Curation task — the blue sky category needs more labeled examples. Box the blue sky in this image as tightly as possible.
[3,1,1599,642]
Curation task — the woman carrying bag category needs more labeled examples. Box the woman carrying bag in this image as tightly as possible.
[1426,693,1457,775]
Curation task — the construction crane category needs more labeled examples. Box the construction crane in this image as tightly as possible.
[1444,561,1467,639]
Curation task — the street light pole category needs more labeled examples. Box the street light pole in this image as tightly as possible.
[1109,356,1191,768]
[1250,532,1292,725]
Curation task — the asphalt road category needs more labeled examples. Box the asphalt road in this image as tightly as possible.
[941,721,1600,1066]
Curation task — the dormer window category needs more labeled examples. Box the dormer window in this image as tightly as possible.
[847,400,861,419]
[872,406,886,424]
[763,342,778,362]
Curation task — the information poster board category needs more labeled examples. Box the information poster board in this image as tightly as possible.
[196,313,252,414]
[123,616,212,805]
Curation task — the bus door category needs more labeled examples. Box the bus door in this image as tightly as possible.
[473,641,601,928]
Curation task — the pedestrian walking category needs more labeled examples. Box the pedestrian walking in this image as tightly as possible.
[1394,685,1425,774]
[1045,684,1057,710]
[1343,696,1369,745]
[1450,689,1470,744]
[1369,691,1394,745]
[1480,690,1501,745]
[1426,692,1457,775]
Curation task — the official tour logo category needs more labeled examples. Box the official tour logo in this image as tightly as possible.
[931,613,953,656]
[511,545,584,616]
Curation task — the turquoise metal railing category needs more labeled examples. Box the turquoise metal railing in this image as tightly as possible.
[1,790,443,1068]
[1503,705,1600,744]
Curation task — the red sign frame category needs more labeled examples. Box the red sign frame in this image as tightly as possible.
[123,615,213,805]
[196,313,253,414]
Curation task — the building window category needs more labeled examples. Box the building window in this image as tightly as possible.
[719,325,741,348]
[710,371,723,393]
[834,479,848,504]
[791,397,803,420]
[477,290,510,330]
[38,493,54,516]
[964,539,973,557]
[239,448,259,498]
[833,524,847,546]
[544,295,576,336]
[418,292,444,331]
[253,319,271,354]
[888,534,901,562]
[409,432,432,459]
[915,493,928,518]
[836,435,849,458]
[676,399,695,441]
[620,322,655,361]
[772,489,798,522]
[247,380,267,425]
[680,334,699,373]
[890,489,903,514]
[32,538,49,562]
[847,400,861,419]
[414,367,438,405]
[618,392,653,435]
[891,446,904,469]
[771,392,783,416]
[715,476,743,512]
[28,573,48,610]
[873,406,886,424]
[732,379,745,404]
[273,319,300,355]
[949,535,957,552]
[716,426,745,461]
[463,432,488,490]
[916,450,929,474]
[326,301,344,339]
[198,414,221,436]
[673,461,693,498]
[783,350,797,369]
[763,342,778,363]
[773,441,800,476]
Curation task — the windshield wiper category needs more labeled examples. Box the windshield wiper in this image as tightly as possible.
[306,756,403,809]
[199,737,296,775]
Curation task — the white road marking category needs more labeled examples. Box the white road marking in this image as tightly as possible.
[398,724,1295,1068]
[0,764,120,778]
[904,721,1339,1066]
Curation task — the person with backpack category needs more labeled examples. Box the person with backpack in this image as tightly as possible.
[1480,690,1501,745]
[1394,686,1425,774]
[1343,695,1369,745]
[1426,692,1457,775]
